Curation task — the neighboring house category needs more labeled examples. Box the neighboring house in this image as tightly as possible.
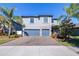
[22,15,53,36]
[71,24,79,36]
[12,21,22,35]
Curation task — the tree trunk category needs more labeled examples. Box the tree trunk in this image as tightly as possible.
[8,24,11,38]
[8,27,11,38]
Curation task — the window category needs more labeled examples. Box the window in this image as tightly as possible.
[30,18,34,23]
[44,17,48,23]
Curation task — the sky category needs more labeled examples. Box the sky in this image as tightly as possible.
[0,3,78,24]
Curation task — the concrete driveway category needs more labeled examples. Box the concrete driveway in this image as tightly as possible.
[1,36,58,46]
[0,36,79,56]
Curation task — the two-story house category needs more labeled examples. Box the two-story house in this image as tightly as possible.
[22,15,53,36]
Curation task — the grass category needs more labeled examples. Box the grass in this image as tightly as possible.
[58,40,75,46]
[58,36,79,46]
[72,36,79,39]
[0,36,16,45]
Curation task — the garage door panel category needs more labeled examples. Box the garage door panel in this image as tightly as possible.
[24,29,40,36]
[42,29,50,36]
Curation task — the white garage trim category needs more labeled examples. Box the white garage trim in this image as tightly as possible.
[23,29,51,36]
[40,29,42,36]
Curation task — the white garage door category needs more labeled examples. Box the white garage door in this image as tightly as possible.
[24,29,40,36]
[42,29,50,36]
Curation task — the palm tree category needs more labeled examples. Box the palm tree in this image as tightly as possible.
[60,17,75,41]
[54,4,77,41]
[64,3,79,19]
[0,15,7,35]
[0,7,22,37]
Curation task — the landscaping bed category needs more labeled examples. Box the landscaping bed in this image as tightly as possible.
[0,35,19,45]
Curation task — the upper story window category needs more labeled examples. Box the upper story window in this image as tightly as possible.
[30,18,34,23]
[43,17,48,23]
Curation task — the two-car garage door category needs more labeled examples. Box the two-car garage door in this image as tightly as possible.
[24,29,50,36]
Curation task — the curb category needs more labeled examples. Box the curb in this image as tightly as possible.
[66,46,79,55]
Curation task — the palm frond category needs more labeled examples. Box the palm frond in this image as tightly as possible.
[9,8,15,17]
[0,7,10,17]
[13,16,23,25]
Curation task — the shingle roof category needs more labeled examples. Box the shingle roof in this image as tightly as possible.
[38,15,53,17]
[21,15,53,18]
[21,16,38,18]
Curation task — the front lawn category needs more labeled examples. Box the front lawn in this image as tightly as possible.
[72,36,79,39]
[0,36,16,45]
[58,36,79,46]
[58,41,74,46]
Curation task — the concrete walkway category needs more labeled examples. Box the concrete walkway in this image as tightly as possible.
[1,36,58,46]
[0,46,78,56]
